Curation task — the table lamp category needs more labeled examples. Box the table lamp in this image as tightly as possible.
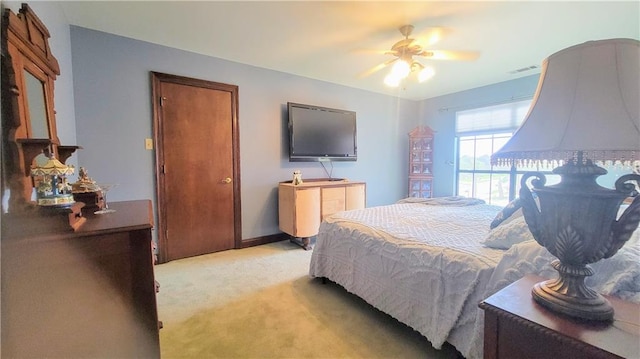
[492,38,640,321]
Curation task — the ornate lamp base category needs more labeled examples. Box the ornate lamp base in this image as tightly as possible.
[531,261,613,321]
[519,157,640,323]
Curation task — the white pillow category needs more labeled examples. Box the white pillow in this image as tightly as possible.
[482,216,534,249]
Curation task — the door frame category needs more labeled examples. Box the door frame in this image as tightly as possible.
[151,72,242,263]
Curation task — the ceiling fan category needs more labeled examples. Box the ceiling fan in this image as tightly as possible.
[363,24,479,87]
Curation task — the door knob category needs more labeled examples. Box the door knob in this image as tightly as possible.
[223,177,232,184]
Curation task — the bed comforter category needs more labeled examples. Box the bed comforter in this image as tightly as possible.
[309,199,640,359]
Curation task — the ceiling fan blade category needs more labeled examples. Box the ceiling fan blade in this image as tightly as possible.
[420,50,480,61]
[413,27,453,47]
[359,58,398,78]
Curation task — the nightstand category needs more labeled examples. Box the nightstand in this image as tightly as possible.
[479,275,640,359]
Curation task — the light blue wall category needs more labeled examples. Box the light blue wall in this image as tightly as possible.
[69,27,418,240]
[418,75,541,196]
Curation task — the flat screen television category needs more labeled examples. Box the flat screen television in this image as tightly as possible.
[287,102,357,162]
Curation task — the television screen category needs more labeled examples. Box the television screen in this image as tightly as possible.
[288,102,357,162]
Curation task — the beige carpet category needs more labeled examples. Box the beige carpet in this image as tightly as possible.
[155,240,462,358]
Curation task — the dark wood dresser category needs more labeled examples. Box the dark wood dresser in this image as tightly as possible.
[479,275,640,359]
[1,200,160,358]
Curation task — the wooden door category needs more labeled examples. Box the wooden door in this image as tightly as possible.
[151,72,241,263]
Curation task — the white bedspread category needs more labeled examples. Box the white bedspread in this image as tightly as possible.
[466,234,640,359]
[309,201,640,359]
[309,202,504,355]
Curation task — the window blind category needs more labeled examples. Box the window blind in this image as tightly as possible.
[455,99,532,135]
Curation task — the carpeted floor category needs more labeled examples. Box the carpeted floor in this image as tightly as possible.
[155,240,462,358]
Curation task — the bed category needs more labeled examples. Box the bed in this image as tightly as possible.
[308,197,640,359]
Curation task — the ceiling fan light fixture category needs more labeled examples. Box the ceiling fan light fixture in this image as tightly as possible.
[368,24,477,87]
[418,66,435,82]
[391,59,411,79]
[410,61,424,72]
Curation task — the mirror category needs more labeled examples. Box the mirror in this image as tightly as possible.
[24,69,50,138]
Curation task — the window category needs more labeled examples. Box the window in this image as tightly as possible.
[455,100,559,206]
[457,133,514,206]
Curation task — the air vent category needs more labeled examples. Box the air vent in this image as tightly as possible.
[508,65,539,75]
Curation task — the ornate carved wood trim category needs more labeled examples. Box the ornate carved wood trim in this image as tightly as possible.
[4,3,60,78]
[1,3,64,212]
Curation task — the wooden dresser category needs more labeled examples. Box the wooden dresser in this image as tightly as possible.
[1,200,160,358]
[479,275,640,359]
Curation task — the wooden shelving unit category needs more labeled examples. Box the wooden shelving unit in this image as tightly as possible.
[408,126,434,198]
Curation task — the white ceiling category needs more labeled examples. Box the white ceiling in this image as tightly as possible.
[59,1,639,101]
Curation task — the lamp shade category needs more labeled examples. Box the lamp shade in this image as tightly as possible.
[492,38,639,166]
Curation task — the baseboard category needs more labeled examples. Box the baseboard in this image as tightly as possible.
[240,232,289,248]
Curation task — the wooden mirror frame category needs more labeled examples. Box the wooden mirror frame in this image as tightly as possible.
[2,3,64,212]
